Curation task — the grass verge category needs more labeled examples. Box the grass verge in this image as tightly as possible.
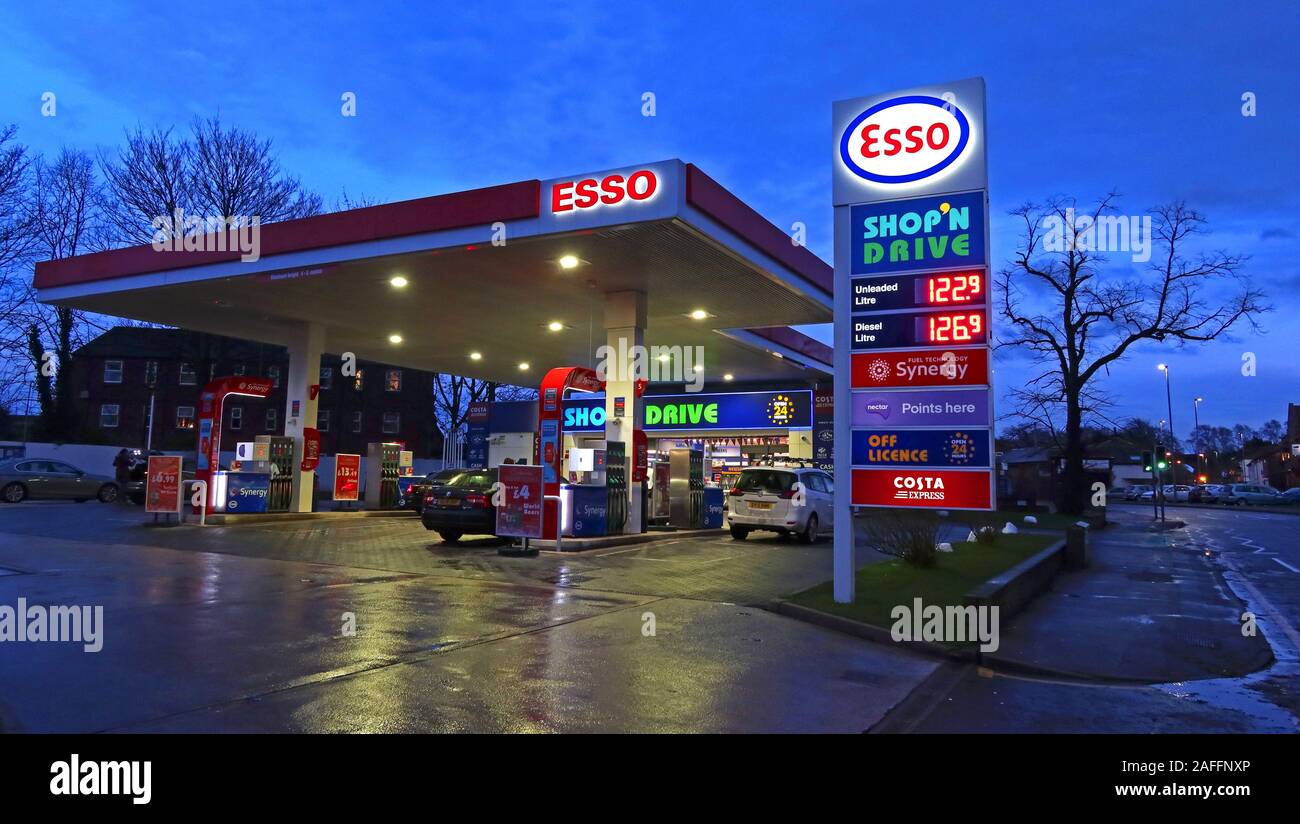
[788,532,1059,630]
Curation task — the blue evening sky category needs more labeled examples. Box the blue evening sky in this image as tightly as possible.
[2,1,1296,439]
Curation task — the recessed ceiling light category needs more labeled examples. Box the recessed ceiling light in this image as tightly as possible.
[558,255,580,269]
[690,309,708,320]
[547,321,564,332]
[771,351,784,359]
[518,362,530,371]
[389,275,408,288]
[657,354,670,362]
[723,373,734,381]
[389,334,403,344]
[469,352,482,361]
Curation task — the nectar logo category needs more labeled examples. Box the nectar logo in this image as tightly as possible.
[551,169,658,213]
[840,95,971,184]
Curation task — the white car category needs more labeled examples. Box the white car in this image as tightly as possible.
[726,466,834,543]
[1162,484,1192,502]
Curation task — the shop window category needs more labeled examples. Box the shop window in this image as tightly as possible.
[144,360,158,387]
[179,362,197,386]
[176,406,196,429]
[382,411,400,435]
[353,368,365,391]
[268,365,281,388]
[318,409,331,433]
[100,404,120,428]
[266,408,278,432]
[351,411,363,433]
[386,369,402,392]
[230,406,243,430]
[103,360,124,384]
[319,366,333,389]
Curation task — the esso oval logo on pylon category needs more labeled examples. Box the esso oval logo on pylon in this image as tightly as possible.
[551,169,658,213]
[839,95,971,185]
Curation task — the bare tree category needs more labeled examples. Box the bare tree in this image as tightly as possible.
[24,149,112,439]
[99,125,192,245]
[190,116,321,223]
[0,125,34,412]
[998,194,1267,513]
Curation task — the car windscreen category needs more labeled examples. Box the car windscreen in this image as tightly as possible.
[734,470,795,493]
[445,471,496,489]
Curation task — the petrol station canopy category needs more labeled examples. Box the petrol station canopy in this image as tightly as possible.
[33,160,832,384]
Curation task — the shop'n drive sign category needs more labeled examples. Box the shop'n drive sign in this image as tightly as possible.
[832,76,994,566]
[551,169,658,213]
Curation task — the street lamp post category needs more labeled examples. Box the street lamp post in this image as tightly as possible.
[1193,396,1203,479]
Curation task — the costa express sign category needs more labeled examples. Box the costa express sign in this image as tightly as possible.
[551,169,658,213]
[852,348,988,389]
[852,468,992,510]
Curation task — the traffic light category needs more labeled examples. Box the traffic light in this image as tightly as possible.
[1155,445,1169,472]
[1142,451,1154,472]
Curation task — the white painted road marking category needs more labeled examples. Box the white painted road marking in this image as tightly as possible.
[1273,558,1300,574]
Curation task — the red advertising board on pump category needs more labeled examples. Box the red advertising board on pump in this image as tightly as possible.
[496,464,544,539]
[145,455,183,514]
[333,454,360,501]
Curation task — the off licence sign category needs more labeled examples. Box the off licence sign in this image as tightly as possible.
[145,455,183,514]
[496,464,544,539]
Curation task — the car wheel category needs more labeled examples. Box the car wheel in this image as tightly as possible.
[798,514,819,544]
[729,525,749,540]
[96,483,119,503]
[439,531,462,544]
[2,482,27,503]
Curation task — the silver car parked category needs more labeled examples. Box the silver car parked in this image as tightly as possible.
[0,458,120,503]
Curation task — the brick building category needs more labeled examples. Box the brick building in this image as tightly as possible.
[71,327,445,457]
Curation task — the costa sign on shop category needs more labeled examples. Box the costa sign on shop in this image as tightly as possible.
[551,169,658,213]
[839,95,972,185]
[851,348,989,388]
[851,468,992,510]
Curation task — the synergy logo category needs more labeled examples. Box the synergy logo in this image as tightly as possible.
[766,393,796,425]
[839,95,971,184]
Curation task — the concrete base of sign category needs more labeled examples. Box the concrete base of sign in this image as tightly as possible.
[188,509,418,526]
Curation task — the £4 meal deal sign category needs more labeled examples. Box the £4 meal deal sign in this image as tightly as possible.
[833,77,995,512]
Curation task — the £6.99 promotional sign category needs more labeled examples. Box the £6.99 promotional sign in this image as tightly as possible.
[831,77,995,602]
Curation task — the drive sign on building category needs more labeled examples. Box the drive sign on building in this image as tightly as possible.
[832,77,995,604]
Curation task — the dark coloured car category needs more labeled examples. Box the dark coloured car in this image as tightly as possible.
[402,468,463,514]
[420,468,498,543]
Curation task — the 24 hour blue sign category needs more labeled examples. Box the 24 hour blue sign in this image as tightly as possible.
[851,191,985,275]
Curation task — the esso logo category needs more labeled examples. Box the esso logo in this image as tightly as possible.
[551,170,658,213]
[839,95,971,185]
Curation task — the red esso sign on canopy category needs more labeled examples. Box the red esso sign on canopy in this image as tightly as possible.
[839,95,972,185]
[551,169,658,213]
